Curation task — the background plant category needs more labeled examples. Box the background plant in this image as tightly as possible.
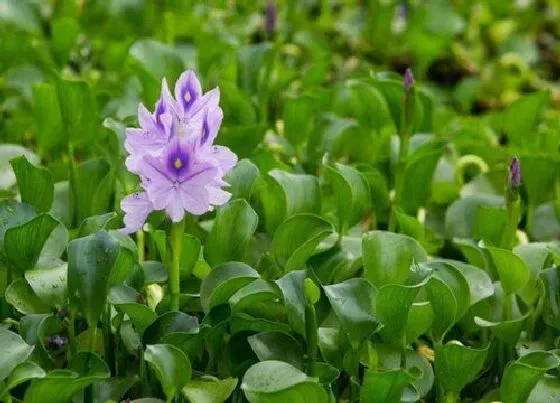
[1,0,560,402]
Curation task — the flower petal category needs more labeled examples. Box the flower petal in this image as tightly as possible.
[120,192,153,233]
[179,184,211,215]
[174,70,202,117]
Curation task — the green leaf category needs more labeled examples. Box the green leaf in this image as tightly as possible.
[0,0,40,33]
[324,161,371,234]
[10,156,53,212]
[272,214,334,272]
[0,328,34,381]
[362,231,427,287]
[200,262,259,313]
[406,302,434,344]
[323,278,379,350]
[229,279,282,315]
[225,159,260,200]
[501,351,560,403]
[145,344,192,402]
[276,271,307,337]
[204,200,258,268]
[248,332,305,370]
[24,352,110,403]
[527,375,560,403]
[77,212,118,238]
[449,260,494,305]
[56,79,99,147]
[32,83,65,153]
[396,141,444,215]
[474,314,529,345]
[377,282,425,347]
[360,369,414,403]
[143,312,200,345]
[515,243,552,305]
[283,95,315,149]
[0,145,40,189]
[108,285,157,335]
[501,91,549,149]
[425,276,456,342]
[25,262,67,307]
[67,231,120,327]
[253,170,321,234]
[520,154,558,208]
[5,278,51,314]
[71,158,113,224]
[374,343,434,399]
[445,195,504,239]
[51,17,80,67]
[0,361,45,398]
[486,246,530,296]
[0,200,36,265]
[435,341,488,396]
[241,360,328,402]
[4,213,58,274]
[182,376,238,403]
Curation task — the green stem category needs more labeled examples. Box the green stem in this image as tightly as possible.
[89,325,97,353]
[445,391,458,403]
[68,309,77,357]
[103,304,115,375]
[136,230,145,262]
[305,303,318,375]
[67,144,77,227]
[168,218,185,311]
[400,346,407,369]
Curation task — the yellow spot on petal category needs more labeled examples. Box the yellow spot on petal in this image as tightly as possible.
[184,91,191,103]
[174,158,183,169]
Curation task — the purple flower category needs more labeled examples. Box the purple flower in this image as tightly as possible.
[120,70,238,233]
[266,1,276,36]
[509,156,521,188]
[404,68,415,92]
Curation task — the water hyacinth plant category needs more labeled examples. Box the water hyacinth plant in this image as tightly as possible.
[122,70,237,311]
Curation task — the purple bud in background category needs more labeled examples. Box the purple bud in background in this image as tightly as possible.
[45,334,68,349]
[266,1,276,36]
[509,156,521,188]
[404,68,415,92]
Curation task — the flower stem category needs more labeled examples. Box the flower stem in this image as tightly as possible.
[445,391,457,403]
[305,303,318,375]
[168,218,185,311]
[136,230,145,262]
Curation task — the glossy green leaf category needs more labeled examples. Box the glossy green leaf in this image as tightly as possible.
[0,0,41,33]
[272,214,334,272]
[0,361,46,398]
[4,213,58,274]
[501,351,560,403]
[10,156,53,212]
[276,271,307,337]
[5,278,51,314]
[143,311,200,345]
[248,332,304,370]
[405,302,434,344]
[182,376,238,403]
[0,328,34,381]
[360,369,414,403]
[200,262,259,313]
[67,230,120,327]
[501,91,549,149]
[324,161,371,234]
[283,95,315,149]
[253,170,321,234]
[25,262,67,307]
[229,279,282,315]
[435,341,488,396]
[362,231,427,287]
[425,276,456,342]
[145,344,192,402]
[225,159,260,200]
[77,212,118,238]
[204,199,258,268]
[24,352,110,403]
[474,314,529,345]
[241,360,328,402]
[323,278,379,350]
[377,282,425,347]
[108,285,157,335]
[486,246,530,296]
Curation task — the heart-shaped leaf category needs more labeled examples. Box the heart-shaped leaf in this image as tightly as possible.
[144,344,192,402]
[10,155,53,213]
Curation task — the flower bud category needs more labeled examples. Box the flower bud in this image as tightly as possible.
[266,1,276,36]
[509,156,521,188]
[404,68,415,92]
